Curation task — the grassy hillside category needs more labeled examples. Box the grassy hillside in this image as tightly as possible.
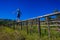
[0,27,26,40]
[0,26,60,40]
[0,27,40,40]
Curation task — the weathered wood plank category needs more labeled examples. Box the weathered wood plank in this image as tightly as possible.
[37,18,41,36]
[22,12,60,21]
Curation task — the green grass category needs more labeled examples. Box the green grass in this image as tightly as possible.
[20,25,60,40]
[0,27,26,40]
[0,26,60,40]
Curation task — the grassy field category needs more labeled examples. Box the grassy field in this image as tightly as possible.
[14,25,60,40]
[0,25,60,40]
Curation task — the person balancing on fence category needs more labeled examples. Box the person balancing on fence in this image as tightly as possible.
[17,8,21,22]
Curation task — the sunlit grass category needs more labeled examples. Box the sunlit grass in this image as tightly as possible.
[0,26,60,40]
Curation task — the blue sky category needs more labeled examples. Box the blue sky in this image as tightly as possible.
[0,0,60,20]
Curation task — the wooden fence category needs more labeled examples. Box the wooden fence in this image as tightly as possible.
[14,12,60,40]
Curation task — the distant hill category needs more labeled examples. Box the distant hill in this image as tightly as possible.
[0,19,16,26]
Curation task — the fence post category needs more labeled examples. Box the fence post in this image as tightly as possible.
[26,20,28,34]
[34,19,37,27]
[30,19,33,34]
[20,22,22,30]
[46,16,50,40]
[15,22,18,30]
[37,18,41,36]
[13,22,16,30]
